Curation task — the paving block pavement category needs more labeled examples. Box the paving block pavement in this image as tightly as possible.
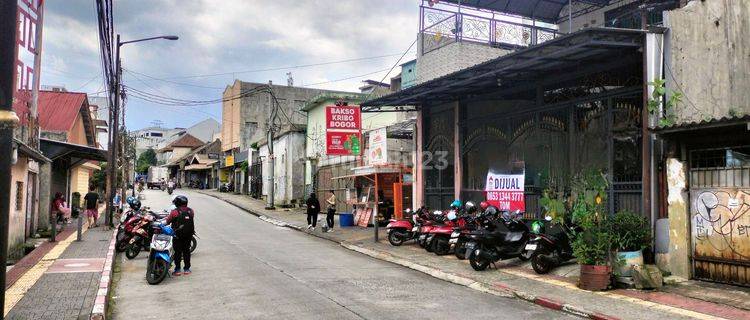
[196,189,750,320]
[4,225,116,320]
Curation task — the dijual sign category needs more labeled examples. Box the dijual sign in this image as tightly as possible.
[485,171,525,211]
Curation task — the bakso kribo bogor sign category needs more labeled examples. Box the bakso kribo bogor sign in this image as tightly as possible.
[485,171,525,211]
[326,105,362,155]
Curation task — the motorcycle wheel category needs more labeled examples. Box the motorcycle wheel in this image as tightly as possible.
[387,229,405,246]
[454,241,466,260]
[190,236,197,253]
[125,244,140,260]
[469,250,491,271]
[425,238,434,252]
[115,241,128,252]
[432,237,450,255]
[146,259,169,285]
[531,250,554,274]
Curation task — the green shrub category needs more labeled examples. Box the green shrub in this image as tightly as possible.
[609,210,651,251]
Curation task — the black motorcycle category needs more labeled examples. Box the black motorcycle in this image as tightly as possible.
[465,210,532,271]
[528,220,578,274]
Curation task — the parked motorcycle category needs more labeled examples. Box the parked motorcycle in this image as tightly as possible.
[167,185,173,195]
[386,207,433,246]
[465,210,533,271]
[146,224,175,285]
[528,218,578,274]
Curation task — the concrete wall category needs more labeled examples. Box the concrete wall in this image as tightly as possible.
[222,82,242,152]
[416,35,509,84]
[68,114,88,145]
[666,158,690,279]
[556,0,639,33]
[259,132,306,205]
[665,0,750,123]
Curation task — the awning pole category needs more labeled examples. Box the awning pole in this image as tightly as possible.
[373,173,379,242]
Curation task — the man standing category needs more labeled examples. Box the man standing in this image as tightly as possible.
[325,190,336,233]
[83,186,100,228]
[306,193,320,231]
[167,195,195,276]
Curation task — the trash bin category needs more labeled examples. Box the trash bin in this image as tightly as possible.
[339,212,354,227]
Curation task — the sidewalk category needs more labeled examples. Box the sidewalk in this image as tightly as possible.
[4,217,116,320]
[197,189,750,320]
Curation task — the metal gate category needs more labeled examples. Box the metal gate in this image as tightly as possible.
[689,146,750,286]
[250,161,262,199]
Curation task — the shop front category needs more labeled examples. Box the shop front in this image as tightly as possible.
[363,28,650,218]
[333,164,412,227]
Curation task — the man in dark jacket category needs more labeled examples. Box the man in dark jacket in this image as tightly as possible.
[306,193,320,231]
[166,195,194,276]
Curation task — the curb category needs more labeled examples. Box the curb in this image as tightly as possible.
[90,229,118,320]
[197,191,616,319]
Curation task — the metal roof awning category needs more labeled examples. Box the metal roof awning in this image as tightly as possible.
[331,165,408,180]
[653,115,750,135]
[184,163,213,171]
[40,138,107,162]
[439,0,611,24]
[14,139,51,163]
[362,27,645,111]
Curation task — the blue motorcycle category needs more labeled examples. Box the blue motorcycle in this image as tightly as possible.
[146,224,174,285]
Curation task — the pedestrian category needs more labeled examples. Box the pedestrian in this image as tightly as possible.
[83,186,100,228]
[325,190,336,232]
[166,195,195,276]
[306,193,320,231]
[51,192,65,224]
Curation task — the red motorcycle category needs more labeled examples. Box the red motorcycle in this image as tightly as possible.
[386,207,435,246]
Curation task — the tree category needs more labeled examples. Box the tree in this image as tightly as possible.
[136,148,157,174]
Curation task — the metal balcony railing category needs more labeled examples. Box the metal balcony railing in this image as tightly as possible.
[420,6,560,55]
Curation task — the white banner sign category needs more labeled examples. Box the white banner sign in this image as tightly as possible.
[368,127,387,165]
[485,171,525,211]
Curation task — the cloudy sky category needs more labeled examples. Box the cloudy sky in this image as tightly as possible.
[41,0,419,130]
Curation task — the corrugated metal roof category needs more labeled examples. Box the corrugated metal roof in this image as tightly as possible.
[653,115,750,134]
[439,0,611,23]
[37,91,87,132]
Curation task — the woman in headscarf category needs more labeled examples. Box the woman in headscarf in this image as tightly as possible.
[52,192,65,224]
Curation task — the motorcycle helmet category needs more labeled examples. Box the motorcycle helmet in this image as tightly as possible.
[479,201,490,211]
[484,206,498,217]
[450,199,462,209]
[464,201,477,214]
[446,210,457,221]
[126,196,136,206]
[129,198,142,211]
[173,195,188,207]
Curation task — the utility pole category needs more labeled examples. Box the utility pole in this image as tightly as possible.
[106,34,122,228]
[1,1,20,316]
[120,129,127,203]
[29,2,44,148]
[265,81,275,210]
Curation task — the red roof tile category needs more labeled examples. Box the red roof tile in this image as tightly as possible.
[161,133,204,151]
[37,91,87,132]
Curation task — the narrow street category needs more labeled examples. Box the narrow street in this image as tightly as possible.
[112,189,573,319]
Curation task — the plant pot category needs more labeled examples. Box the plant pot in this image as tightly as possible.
[615,250,643,277]
[579,264,611,291]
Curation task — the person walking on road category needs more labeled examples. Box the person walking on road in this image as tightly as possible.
[83,186,100,228]
[306,193,320,231]
[166,195,195,276]
[325,190,336,233]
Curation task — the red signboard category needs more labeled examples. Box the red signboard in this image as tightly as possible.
[484,172,525,212]
[326,131,361,156]
[325,105,361,156]
[326,105,361,130]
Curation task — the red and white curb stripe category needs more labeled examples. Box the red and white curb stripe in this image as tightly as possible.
[90,230,117,320]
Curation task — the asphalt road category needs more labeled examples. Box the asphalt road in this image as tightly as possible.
[112,189,574,320]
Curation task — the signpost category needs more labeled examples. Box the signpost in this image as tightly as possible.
[325,104,361,156]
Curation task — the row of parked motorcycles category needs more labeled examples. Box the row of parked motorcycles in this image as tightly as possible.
[115,198,197,284]
[386,200,576,274]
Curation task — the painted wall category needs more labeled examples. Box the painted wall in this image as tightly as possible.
[222,82,242,152]
[665,0,750,124]
[68,113,88,146]
[9,157,29,256]
[401,60,417,89]
[416,35,509,84]
[556,0,639,33]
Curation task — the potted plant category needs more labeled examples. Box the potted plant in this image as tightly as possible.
[610,211,651,277]
[569,170,613,291]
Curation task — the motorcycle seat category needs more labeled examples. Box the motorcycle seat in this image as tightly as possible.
[504,231,525,242]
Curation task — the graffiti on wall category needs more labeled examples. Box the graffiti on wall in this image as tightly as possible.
[692,189,750,259]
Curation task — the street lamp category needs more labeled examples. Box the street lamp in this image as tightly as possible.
[105,34,178,227]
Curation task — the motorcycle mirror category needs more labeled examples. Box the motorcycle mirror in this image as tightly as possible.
[405,208,412,213]
[545,215,553,221]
